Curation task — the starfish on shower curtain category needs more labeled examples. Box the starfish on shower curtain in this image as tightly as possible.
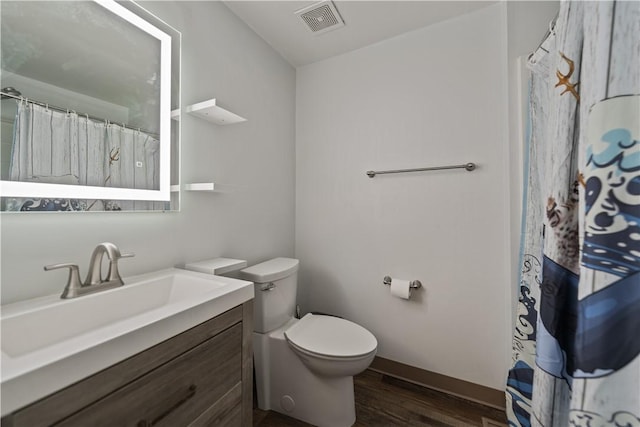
[555,52,580,101]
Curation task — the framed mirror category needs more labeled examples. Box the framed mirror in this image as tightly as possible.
[0,0,180,212]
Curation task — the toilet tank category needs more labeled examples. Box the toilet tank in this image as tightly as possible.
[240,258,299,333]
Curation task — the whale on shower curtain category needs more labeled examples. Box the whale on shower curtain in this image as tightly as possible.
[536,256,640,380]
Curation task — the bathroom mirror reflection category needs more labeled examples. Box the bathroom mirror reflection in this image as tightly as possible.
[0,0,180,212]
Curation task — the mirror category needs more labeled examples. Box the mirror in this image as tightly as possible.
[0,0,180,211]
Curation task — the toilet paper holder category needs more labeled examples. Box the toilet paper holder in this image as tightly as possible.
[383,275,422,289]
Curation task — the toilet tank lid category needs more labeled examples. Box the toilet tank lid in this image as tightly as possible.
[240,257,299,283]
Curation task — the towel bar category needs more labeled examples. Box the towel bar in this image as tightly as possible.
[366,162,476,178]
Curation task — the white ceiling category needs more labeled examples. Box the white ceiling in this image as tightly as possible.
[223,1,497,67]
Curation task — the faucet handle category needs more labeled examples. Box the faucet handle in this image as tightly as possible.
[45,263,83,299]
[103,251,135,283]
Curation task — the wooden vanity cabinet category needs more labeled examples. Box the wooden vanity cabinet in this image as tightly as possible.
[2,301,253,427]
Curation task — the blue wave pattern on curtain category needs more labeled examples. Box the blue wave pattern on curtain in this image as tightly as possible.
[506,1,640,426]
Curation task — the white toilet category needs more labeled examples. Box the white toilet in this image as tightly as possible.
[240,257,377,427]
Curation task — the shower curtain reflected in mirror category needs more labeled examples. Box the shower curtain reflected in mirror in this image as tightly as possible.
[506,1,639,426]
[7,101,162,211]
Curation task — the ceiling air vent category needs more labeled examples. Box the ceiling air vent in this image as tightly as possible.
[295,0,345,36]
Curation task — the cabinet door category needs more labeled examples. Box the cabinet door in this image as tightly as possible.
[190,383,242,427]
[57,324,242,427]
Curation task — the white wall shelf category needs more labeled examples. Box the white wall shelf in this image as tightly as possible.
[184,99,246,125]
[171,109,181,121]
[170,184,180,192]
[183,183,235,193]
[184,183,216,192]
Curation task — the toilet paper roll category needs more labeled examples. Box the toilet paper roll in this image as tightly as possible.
[390,278,411,299]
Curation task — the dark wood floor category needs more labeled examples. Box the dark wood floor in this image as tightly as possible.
[254,369,507,427]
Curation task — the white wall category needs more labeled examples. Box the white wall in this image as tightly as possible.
[296,4,511,390]
[0,1,296,304]
[295,0,559,392]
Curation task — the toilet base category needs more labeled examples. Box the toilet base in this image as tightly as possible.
[253,320,356,427]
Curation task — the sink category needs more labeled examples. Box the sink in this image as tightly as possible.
[1,268,254,416]
[2,269,233,357]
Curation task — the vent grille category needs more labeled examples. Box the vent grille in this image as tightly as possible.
[295,1,345,35]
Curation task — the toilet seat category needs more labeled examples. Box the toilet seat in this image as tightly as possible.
[284,313,377,359]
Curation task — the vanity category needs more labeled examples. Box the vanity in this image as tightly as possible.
[0,269,254,426]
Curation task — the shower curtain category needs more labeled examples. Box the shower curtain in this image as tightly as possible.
[506,1,639,426]
[9,102,161,211]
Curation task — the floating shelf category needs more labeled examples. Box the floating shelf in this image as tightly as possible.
[184,183,216,192]
[183,182,235,193]
[171,109,181,121]
[185,99,246,125]
[170,184,180,192]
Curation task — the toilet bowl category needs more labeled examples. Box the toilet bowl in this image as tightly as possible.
[240,258,377,427]
[285,313,377,378]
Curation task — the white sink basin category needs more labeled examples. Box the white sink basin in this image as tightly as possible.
[1,268,254,416]
[2,269,233,357]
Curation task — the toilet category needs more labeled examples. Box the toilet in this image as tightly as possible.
[240,257,377,427]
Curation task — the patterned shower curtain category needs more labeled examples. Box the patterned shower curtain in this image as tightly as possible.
[8,101,161,211]
[506,1,639,426]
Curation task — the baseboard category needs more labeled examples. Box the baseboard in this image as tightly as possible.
[369,356,506,410]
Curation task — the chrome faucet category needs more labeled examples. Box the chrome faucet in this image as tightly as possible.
[44,242,135,299]
[85,242,130,286]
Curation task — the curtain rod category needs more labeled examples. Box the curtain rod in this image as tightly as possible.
[0,90,160,138]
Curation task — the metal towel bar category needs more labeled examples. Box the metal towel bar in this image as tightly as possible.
[366,162,476,178]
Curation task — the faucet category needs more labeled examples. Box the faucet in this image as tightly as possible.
[85,242,130,286]
[44,242,135,299]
